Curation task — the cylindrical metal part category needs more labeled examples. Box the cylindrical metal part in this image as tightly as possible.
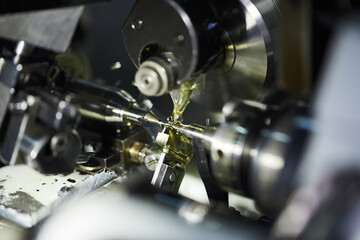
[247,107,309,216]
[128,141,149,164]
[170,124,214,149]
[135,60,170,97]
[20,127,81,174]
[123,0,225,96]
[123,0,224,79]
[210,105,308,216]
[66,78,162,127]
[209,123,250,194]
[172,102,308,216]
[123,0,279,99]
[127,141,162,171]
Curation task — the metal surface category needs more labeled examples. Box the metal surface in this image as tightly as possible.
[0,1,359,239]
[124,0,278,101]
[1,94,39,166]
[248,109,307,216]
[69,78,162,128]
[209,123,249,194]
[123,0,199,83]
[135,60,170,96]
[1,90,82,174]
[77,126,149,173]
[168,102,308,216]
[0,41,36,130]
[171,121,250,195]
[209,0,276,93]
[0,57,22,128]
[151,151,166,184]
[199,0,278,110]
[151,153,185,192]
[21,128,82,174]
[0,6,83,52]
[123,0,227,95]
[127,141,163,171]
[0,165,117,228]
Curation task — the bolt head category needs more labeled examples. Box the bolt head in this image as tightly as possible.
[169,173,176,183]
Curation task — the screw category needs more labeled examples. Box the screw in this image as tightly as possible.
[169,173,176,183]
[174,34,185,45]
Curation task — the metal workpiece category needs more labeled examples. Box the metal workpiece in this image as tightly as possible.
[175,121,251,194]
[169,122,249,194]
[123,104,161,126]
[170,121,250,191]
[169,122,249,193]
[170,124,214,150]
[78,99,163,134]
[67,78,163,128]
